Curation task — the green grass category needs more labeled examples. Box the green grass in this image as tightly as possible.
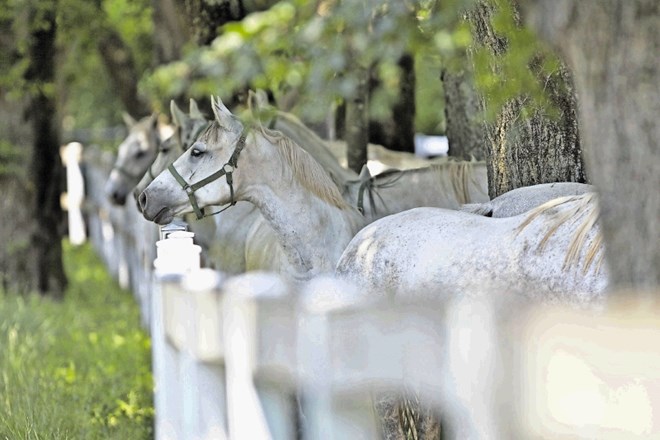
[0,241,153,439]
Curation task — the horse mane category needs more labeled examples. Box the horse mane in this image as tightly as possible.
[256,124,352,211]
[373,159,484,205]
[431,159,485,205]
[516,192,604,273]
[270,110,357,187]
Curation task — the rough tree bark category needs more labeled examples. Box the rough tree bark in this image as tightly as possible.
[345,66,370,174]
[521,0,659,290]
[441,61,487,160]
[469,0,586,198]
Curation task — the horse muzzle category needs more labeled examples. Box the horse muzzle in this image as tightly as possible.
[139,190,174,225]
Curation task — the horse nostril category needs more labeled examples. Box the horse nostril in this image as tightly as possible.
[112,190,126,206]
[138,191,148,211]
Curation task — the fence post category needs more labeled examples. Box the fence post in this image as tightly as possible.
[298,278,498,440]
[152,229,202,440]
[296,276,383,439]
[178,268,228,440]
[60,142,87,245]
[221,272,293,440]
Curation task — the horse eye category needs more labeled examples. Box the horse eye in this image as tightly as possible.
[136,150,146,159]
[190,141,206,158]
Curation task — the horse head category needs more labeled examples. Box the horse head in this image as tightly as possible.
[105,112,161,205]
[139,96,248,224]
[133,100,210,205]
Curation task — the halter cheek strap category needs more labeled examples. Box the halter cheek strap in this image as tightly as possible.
[167,128,248,219]
[114,160,157,183]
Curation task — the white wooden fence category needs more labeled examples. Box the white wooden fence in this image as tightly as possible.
[74,144,660,440]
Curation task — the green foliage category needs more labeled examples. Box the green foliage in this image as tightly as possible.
[0,241,153,439]
[470,0,564,120]
[56,0,153,131]
[103,0,154,73]
[415,50,446,135]
[142,0,475,126]
[0,140,26,178]
[0,0,153,134]
[0,0,58,101]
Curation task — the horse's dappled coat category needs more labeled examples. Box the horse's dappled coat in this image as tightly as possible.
[336,193,607,303]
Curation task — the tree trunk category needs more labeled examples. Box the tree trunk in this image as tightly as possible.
[468,0,586,198]
[441,63,487,160]
[183,0,278,46]
[97,28,152,118]
[521,0,660,290]
[184,0,246,45]
[368,54,416,153]
[181,0,279,113]
[23,1,67,297]
[345,67,370,174]
[153,0,190,65]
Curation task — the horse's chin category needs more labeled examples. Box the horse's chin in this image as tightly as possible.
[150,207,175,225]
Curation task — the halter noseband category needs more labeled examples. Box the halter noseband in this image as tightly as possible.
[167,126,248,219]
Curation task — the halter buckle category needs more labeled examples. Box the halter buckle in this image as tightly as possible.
[183,184,195,196]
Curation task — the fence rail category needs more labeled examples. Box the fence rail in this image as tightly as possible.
[75,143,660,440]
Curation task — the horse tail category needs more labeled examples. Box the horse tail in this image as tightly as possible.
[563,196,604,273]
[460,202,494,217]
[517,192,604,273]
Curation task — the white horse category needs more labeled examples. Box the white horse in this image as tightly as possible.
[121,99,259,275]
[105,113,173,205]
[139,96,365,280]
[243,161,489,272]
[461,182,595,217]
[336,193,608,304]
[133,100,210,197]
[253,93,489,222]
[239,94,489,272]
[346,161,488,223]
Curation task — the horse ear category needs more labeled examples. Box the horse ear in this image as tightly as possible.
[189,99,204,119]
[249,89,276,126]
[149,112,159,129]
[211,96,237,128]
[122,112,136,128]
[170,100,186,126]
[255,89,269,107]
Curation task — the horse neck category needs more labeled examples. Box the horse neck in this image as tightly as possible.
[238,134,364,277]
[272,113,358,187]
[349,162,489,221]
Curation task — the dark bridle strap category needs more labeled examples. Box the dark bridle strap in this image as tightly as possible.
[354,168,405,215]
[168,127,248,219]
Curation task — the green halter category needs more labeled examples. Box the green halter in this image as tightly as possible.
[167,127,248,219]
